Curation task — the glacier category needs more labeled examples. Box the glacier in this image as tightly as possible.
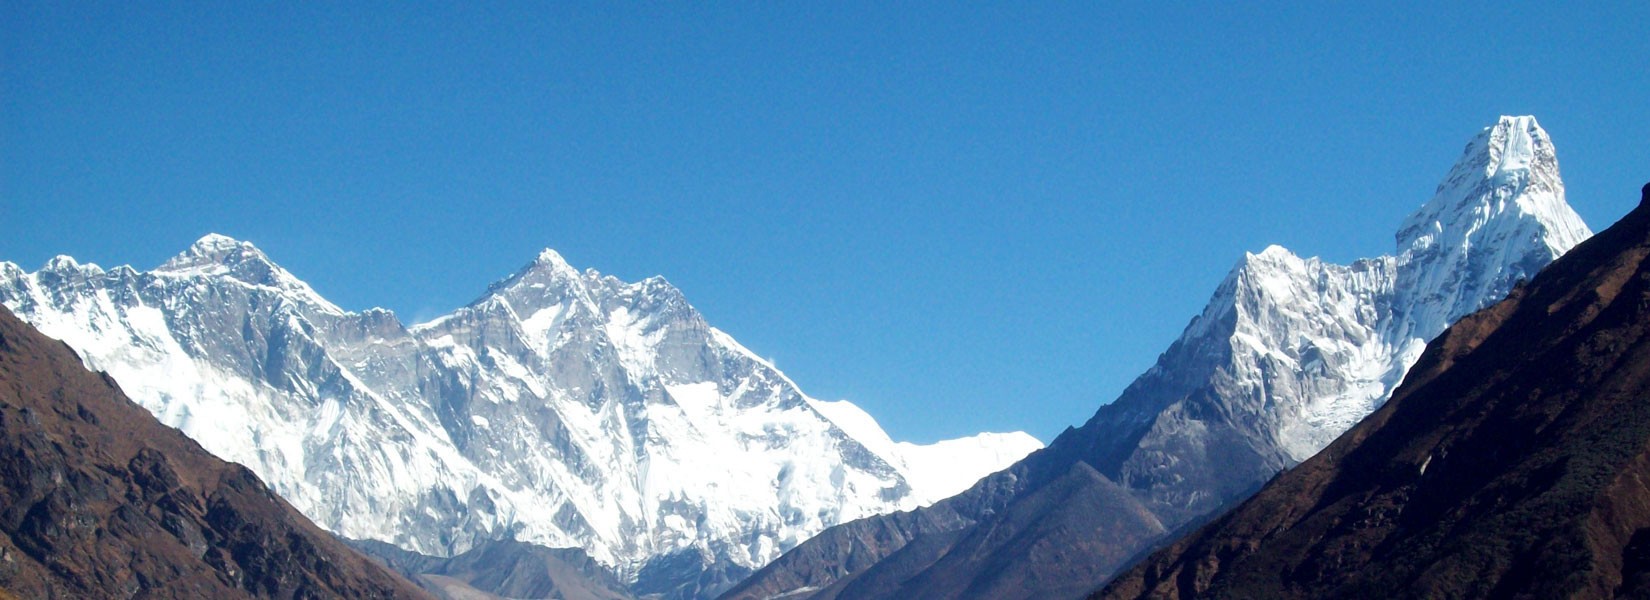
[0,234,1040,598]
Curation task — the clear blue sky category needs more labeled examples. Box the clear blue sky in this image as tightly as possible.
[4,2,1647,444]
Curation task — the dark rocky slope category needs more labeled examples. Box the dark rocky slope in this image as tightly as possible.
[0,304,430,599]
[1099,183,1650,599]
[719,438,1173,600]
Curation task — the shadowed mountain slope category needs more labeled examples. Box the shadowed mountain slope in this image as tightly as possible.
[1099,182,1650,599]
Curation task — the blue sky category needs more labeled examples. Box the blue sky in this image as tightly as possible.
[4,2,1647,444]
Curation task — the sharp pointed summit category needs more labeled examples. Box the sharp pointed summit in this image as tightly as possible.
[1398,115,1589,259]
[535,247,576,270]
[725,116,1595,600]
[472,247,592,311]
[1099,181,1650,600]
[1391,116,1592,351]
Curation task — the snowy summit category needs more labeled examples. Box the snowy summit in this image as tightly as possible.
[0,237,1040,597]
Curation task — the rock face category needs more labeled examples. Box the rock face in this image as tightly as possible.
[352,538,634,600]
[1098,182,1650,600]
[0,304,430,599]
[723,116,1592,600]
[0,237,1040,599]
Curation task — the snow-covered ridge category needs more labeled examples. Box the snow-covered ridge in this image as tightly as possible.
[807,398,1041,505]
[0,236,1041,598]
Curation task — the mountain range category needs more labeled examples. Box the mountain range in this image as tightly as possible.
[724,116,1593,599]
[1099,182,1650,599]
[0,303,431,599]
[0,234,1039,598]
[0,114,1609,600]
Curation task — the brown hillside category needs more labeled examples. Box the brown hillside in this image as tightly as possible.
[0,304,431,599]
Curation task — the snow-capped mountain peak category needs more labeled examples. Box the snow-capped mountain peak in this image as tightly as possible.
[535,247,575,269]
[42,254,98,274]
[470,248,597,314]
[1119,117,1595,476]
[1398,116,1588,257]
[155,233,344,314]
[159,233,264,271]
[523,247,588,285]
[1250,115,1591,461]
[0,239,1042,599]
[724,116,1597,600]
[1251,244,1295,260]
[1393,116,1592,346]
